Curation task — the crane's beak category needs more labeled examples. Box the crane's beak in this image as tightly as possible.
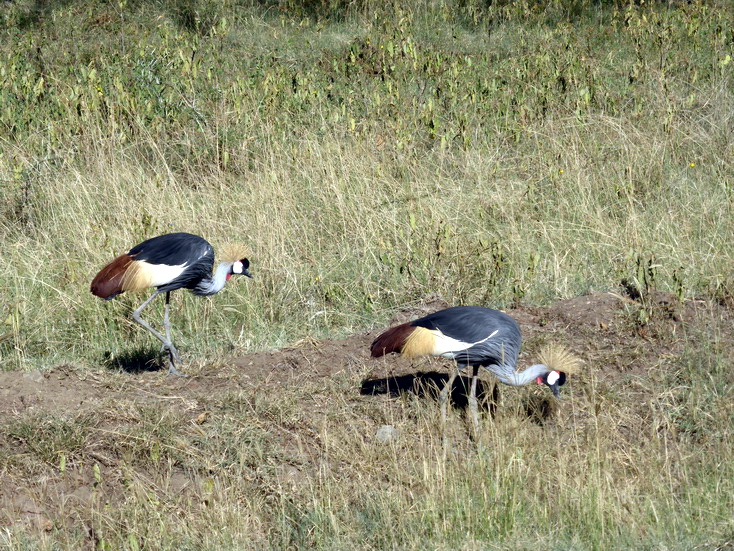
[234,259,253,278]
[550,383,562,400]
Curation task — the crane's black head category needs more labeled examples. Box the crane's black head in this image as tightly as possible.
[536,370,567,399]
[229,258,253,280]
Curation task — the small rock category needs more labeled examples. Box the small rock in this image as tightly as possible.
[69,485,94,505]
[22,370,45,384]
[375,425,399,443]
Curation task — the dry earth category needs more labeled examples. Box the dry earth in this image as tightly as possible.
[0,291,728,536]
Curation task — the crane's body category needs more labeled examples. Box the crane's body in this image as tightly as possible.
[91,232,251,376]
[371,306,572,431]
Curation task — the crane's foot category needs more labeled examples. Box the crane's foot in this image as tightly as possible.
[167,356,188,377]
[168,363,188,377]
[163,345,186,377]
[161,343,181,364]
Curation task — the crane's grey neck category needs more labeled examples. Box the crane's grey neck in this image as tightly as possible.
[192,262,231,296]
[484,363,550,386]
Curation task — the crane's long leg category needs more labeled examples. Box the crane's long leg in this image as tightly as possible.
[440,363,459,454]
[162,292,181,363]
[162,292,186,377]
[439,364,459,426]
[132,291,167,344]
[132,291,187,377]
[468,365,480,437]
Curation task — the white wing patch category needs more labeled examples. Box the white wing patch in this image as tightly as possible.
[141,261,188,287]
[432,328,499,358]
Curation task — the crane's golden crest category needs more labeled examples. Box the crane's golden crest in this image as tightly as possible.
[537,343,583,375]
[219,243,249,263]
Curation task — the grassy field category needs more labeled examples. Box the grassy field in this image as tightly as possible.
[0,0,733,548]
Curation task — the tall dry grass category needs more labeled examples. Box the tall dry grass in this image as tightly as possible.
[2,108,732,369]
[1,0,732,369]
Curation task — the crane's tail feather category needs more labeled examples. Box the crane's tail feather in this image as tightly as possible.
[90,254,153,299]
[91,254,134,299]
[370,323,415,357]
[537,343,583,375]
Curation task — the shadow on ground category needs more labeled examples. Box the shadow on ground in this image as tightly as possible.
[101,347,165,374]
[360,371,500,416]
[361,372,561,424]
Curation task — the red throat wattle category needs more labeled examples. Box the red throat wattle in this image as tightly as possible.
[226,273,232,281]
[536,376,543,385]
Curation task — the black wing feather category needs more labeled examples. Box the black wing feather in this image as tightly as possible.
[412,306,521,368]
[129,233,215,293]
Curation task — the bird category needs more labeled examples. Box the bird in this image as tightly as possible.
[91,232,252,376]
[370,306,581,432]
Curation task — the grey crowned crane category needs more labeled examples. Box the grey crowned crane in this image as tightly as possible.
[370,306,581,430]
[91,232,252,376]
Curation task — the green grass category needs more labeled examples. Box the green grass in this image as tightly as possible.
[1,0,732,369]
[0,0,733,548]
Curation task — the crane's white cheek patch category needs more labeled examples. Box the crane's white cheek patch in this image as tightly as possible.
[546,371,560,386]
[232,261,243,274]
